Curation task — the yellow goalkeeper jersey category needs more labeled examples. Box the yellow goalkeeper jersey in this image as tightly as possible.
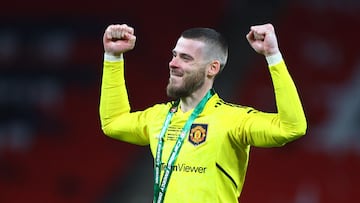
[99,57,307,203]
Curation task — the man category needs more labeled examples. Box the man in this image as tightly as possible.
[99,23,307,203]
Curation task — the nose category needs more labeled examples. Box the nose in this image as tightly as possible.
[169,56,179,68]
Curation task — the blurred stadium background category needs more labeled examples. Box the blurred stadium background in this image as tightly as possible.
[1,0,359,202]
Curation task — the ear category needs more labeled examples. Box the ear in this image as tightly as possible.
[207,60,221,77]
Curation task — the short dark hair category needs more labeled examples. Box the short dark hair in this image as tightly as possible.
[181,27,228,71]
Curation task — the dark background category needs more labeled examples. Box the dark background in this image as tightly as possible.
[1,0,359,202]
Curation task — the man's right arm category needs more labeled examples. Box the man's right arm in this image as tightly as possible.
[99,24,149,145]
[99,54,130,132]
[100,54,150,146]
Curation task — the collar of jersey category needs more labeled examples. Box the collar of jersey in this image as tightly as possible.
[174,93,219,117]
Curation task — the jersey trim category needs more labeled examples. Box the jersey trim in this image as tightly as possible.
[216,163,238,189]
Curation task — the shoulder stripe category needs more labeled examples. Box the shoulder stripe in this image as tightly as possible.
[214,99,246,109]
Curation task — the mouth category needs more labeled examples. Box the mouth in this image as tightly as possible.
[170,69,183,77]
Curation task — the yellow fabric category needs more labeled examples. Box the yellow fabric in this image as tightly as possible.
[99,59,307,203]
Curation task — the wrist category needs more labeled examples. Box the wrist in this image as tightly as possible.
[266,52,282,66]
[104,52,123,62]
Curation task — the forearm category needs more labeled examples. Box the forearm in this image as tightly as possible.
[268,53,307,139]
[99,53,131,132]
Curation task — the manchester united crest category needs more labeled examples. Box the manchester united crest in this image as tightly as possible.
[188,124,208,146]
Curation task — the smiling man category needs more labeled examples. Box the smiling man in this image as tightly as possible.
[99,23,307,203]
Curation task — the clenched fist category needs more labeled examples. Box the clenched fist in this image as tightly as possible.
[246,23,279,57]
[103,24,136,56]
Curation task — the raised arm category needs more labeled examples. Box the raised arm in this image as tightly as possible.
[241,24,307,147]
[99,24,148,144]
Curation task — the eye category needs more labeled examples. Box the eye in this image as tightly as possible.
[180,54,193,62]
[182,55,191,61]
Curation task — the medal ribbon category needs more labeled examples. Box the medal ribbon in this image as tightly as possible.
[153,89,214,203]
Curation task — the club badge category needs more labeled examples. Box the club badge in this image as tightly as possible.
[188,124,208,146]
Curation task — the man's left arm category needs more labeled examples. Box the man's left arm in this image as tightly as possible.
[237,54,307,147]
[267,53,307,138]
[238,23,307,146]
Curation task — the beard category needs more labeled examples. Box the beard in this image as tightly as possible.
[166,68,206,99]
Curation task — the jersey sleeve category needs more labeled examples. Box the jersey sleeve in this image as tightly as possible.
[99,58,149,145]
[237,59,307,147]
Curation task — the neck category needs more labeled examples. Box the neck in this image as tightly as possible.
[180,88,212,112]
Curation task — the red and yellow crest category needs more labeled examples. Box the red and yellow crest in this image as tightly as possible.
[188,124,208,146]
